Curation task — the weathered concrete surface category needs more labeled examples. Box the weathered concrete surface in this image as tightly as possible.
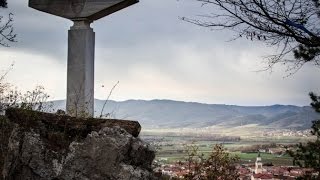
[29,0,139,21]
[67,21,95,117]
[28,0,139,118]
[1,109,155,180]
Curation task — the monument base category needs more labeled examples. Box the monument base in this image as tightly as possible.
[67,20,95,117]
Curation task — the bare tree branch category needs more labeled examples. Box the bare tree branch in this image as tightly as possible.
[183,0,320,72]
[0,13,17,47]
[0,0,7,8]
[0,0,16,47]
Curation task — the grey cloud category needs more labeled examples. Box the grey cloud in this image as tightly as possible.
[2,0,319,106]
[8,0,254,64]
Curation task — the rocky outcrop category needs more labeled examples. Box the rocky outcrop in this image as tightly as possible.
[0,108,155,180]
[5,108,142,138]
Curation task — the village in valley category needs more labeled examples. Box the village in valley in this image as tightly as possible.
[155,152,315,179]
[143,127,318,180]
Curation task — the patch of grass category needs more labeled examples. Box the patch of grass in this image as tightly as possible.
[233,152,293,166]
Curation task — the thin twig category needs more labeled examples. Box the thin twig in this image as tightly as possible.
[100,81,119,118]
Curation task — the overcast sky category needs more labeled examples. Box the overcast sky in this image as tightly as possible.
[0,0,319,106]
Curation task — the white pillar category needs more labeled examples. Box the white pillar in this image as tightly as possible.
[66,20,95,117]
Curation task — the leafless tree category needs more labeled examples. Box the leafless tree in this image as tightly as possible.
[0,0,16,47]
[0,63,16,113]
[20,86,51,111]
[0,0,7,8]
[183,144,239,180]
[0,65,51,113]
[183,0,320,73]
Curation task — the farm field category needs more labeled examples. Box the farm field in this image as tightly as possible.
[154,141,294,166]
[141,127,314,166]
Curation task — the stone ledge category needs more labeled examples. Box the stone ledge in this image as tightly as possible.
[1,110,155,180]
[5,108,141,138]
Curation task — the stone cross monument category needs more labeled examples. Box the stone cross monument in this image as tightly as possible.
[29,0,138,117]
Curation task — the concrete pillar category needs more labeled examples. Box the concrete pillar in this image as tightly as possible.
[66,20,95,117]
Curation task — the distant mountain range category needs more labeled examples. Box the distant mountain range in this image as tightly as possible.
[50,99,320,130]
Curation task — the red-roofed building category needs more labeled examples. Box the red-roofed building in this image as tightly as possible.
[251,173,275,180]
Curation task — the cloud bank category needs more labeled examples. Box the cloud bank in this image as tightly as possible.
[0,0,319,106]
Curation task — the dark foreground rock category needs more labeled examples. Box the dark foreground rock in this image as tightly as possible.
[0,108,155,180]
[5,108,142,137]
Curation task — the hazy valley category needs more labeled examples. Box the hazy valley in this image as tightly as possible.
[50,99,319,131]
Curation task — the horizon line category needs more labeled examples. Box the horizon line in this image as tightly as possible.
[48,98,310,107]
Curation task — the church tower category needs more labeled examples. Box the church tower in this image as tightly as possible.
[255,152,263,174]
